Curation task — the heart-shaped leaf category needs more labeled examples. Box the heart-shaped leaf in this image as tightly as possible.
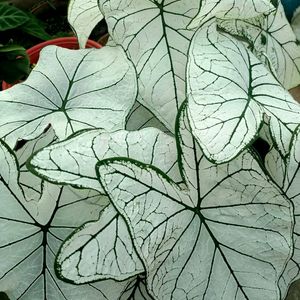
[188,0,275,29]
[187,20,300,163]
[28,128,180,192]
[265,125,300,299]
[99,0,200,130]
[0,45,136,148]
[217,2,300,90]
[68,0,104,48]
[97,101,293,300]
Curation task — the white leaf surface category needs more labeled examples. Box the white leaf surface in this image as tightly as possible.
[187,20,300,163]
[217,2,300,89]
[0,45,136,147]
[265,125,300,299]
[68,0,104,48]
[188,0,275,28]
[97,102,293,300]
[29,128,180,193]
[99,0,200,130]
[0,139,129,299]
[56,204,144,283]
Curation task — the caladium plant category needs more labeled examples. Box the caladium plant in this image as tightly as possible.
[0,0,300,299]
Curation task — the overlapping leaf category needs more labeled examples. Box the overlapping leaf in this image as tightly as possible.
[68,0,104,48]
[28,128,180,192]
[54,203,154,299]
[265,125,300,299]
[97,102,293,300]
[217,2,300,89]
[0,45,136,148]
[188,0,274,29]
[99,0,200,130]
[35,126,179,286]
[187,20,300,163]
[0,138,131,299]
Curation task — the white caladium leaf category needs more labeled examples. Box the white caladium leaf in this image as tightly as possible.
[0,138,128,299]
[217,2,300,90]
[99,0,200,130]
[265,125,300,298]
[97,102,293,300]
[188,0,275,29]
[0,45,136,148]
[28,128,180,193]
[292,7,300,40]
[187,20,300,163]
[55,204,144,283]
[68,0,103,48]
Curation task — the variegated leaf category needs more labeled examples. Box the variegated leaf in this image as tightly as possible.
[97,102,293,300]
[68,0,104,48]
[187,20,300,163]
[0,45,136,148]
[28,128,180,193]
[188,0,275,29]
[217,2,300,89]
[99,0,200,130]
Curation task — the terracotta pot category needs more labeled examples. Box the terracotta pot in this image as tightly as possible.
[2,37,102,90]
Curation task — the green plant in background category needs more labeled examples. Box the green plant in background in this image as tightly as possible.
[0,1,51,40]
[0,1,51,83]
[0,0,299,300]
